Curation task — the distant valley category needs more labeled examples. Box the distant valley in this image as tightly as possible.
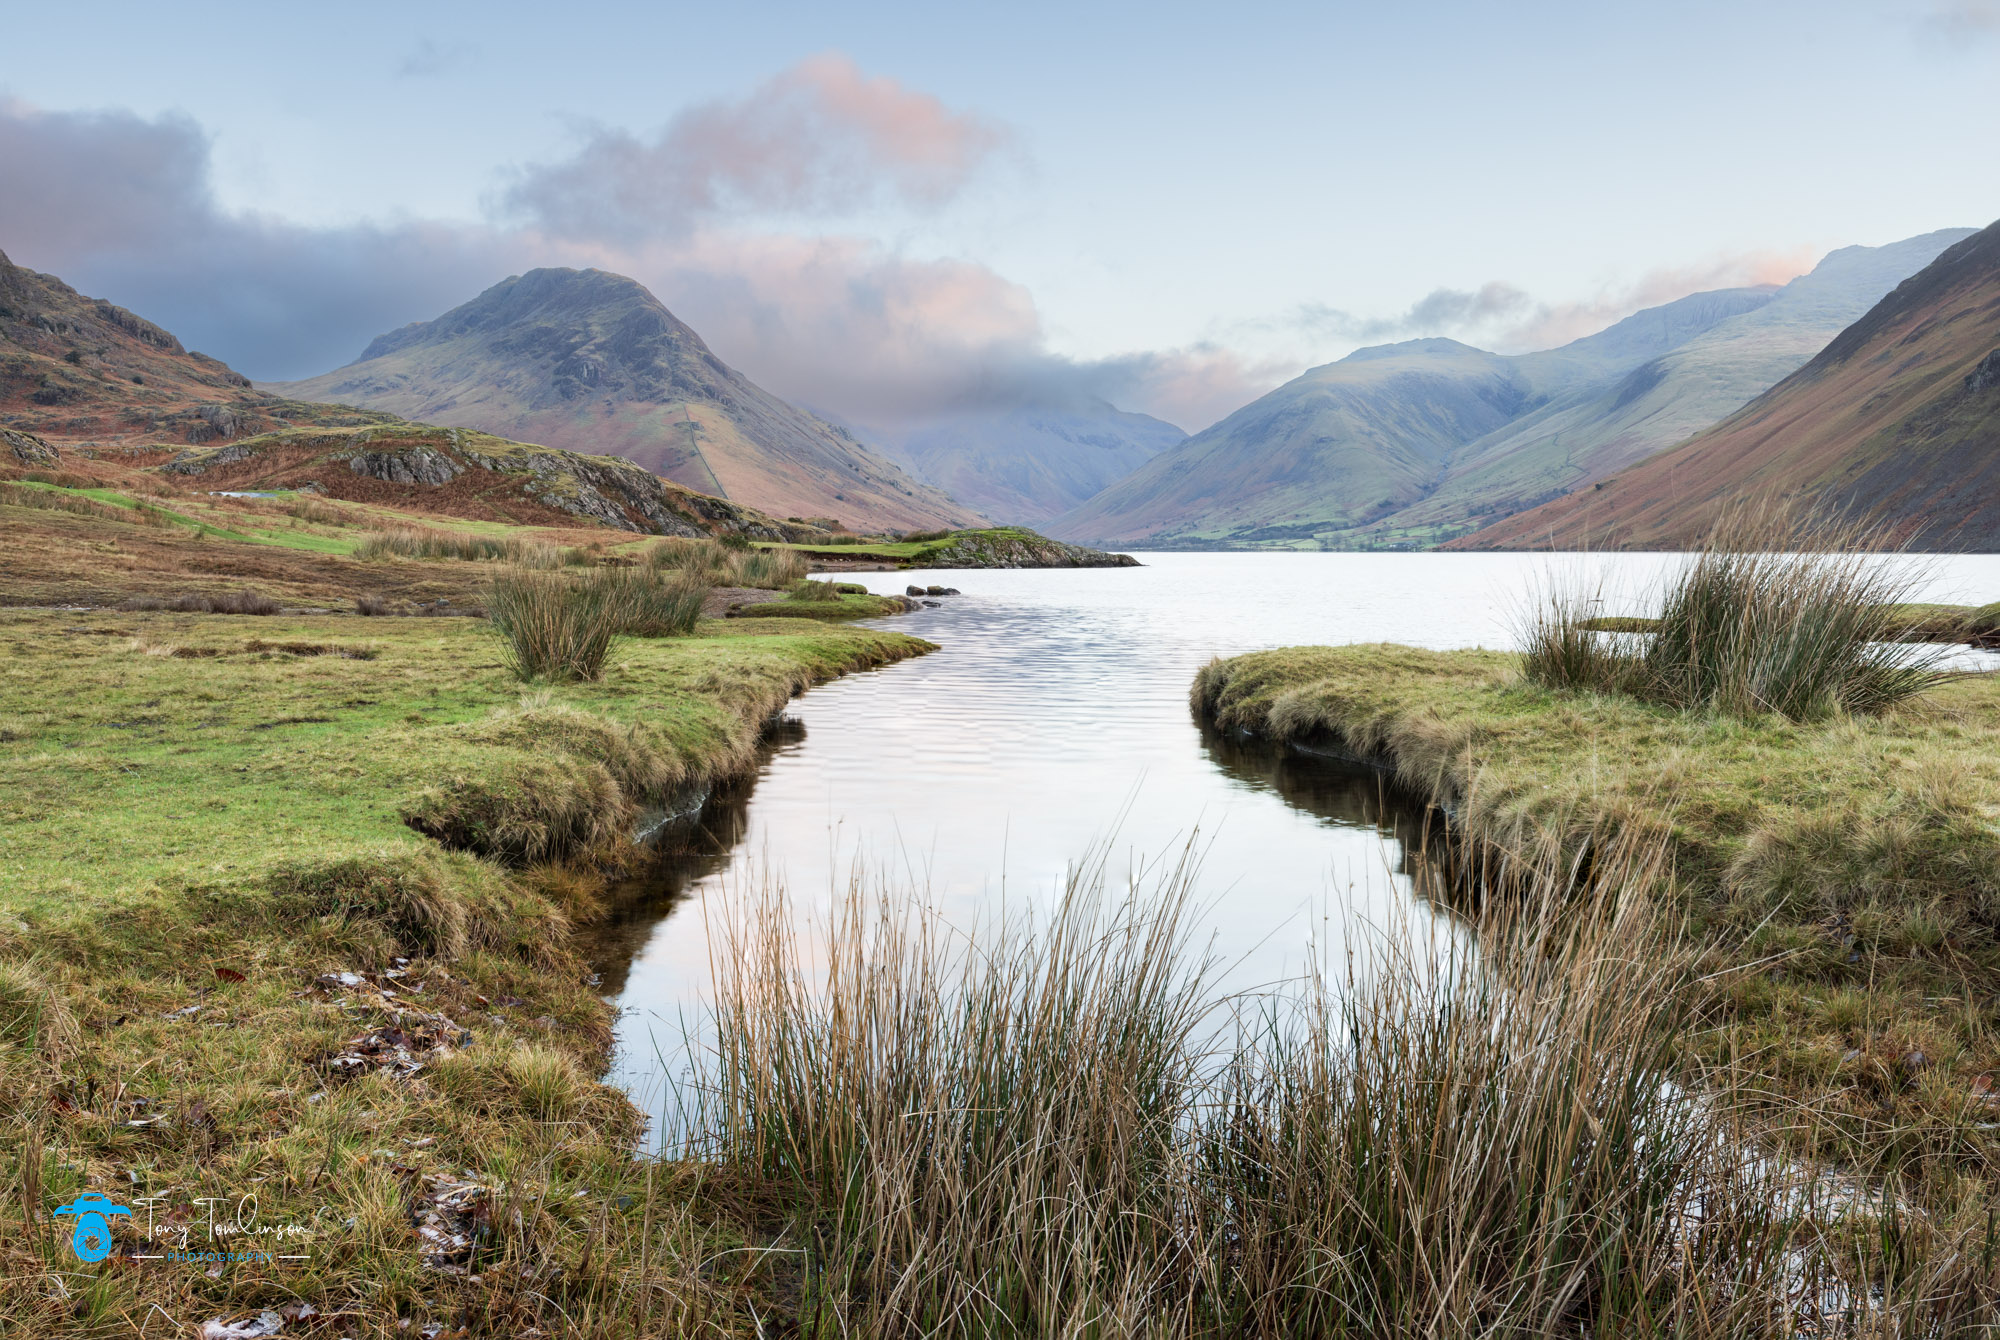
[1047,229,1975,549]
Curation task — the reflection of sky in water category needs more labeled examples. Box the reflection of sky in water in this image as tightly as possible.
[585,550,2000,1132]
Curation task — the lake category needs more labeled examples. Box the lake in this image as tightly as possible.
[585,550,2000,1126]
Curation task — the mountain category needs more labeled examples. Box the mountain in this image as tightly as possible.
[1378,230,1978,539]
[1046,230,1971,549]
[266,268,978,533]
[0,247,370,443]
[1455,219,2000,551]
[871,399,1186,524]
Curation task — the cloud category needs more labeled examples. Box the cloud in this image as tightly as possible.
[1267,249,1816,359]
[396,38,475,79]
[1494,248,1817,350]
[498,53,1008,243]
[0,98,528,376]
[0,90,1251,432]
[1288,282,1536,345]
[1920,0,2000,38]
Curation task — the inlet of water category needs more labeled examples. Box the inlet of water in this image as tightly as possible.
[583,550,2000,1129]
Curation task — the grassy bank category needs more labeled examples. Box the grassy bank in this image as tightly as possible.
[0,607,931,1334]
[1193,643,2000,1201]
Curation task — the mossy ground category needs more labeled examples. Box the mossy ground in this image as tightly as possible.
[0,607,931,1335]
[1194,644,2000,1204]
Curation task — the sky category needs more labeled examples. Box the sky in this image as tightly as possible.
[2,0,1997,433]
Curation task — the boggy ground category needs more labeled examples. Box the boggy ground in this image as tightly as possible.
[1194,644,2000,1206]
[0,605,931,1336]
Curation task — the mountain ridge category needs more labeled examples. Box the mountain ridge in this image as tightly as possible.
[1454,220,2000,551]
[267,268,979,534]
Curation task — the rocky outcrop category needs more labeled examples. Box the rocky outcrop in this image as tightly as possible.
[348,445,465,487]
[1968,349,2000,395]
[3,428,57,465]
[914,529,1139,569]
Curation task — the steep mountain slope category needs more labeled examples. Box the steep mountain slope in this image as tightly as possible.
[1457,219,2000,551]
[1048,287,1779,546]
[267,268,977,533]
[873,399,1186,524]
[1380,229,1976,539]
[0,247,369,443]
[1047,232,1966,549]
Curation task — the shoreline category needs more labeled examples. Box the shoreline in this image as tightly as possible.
[1192,642,2000,1203]
[0,606,934,1331]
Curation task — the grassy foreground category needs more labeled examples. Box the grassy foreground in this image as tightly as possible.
[0,607,931,1335]
[1194,644,2000,1202]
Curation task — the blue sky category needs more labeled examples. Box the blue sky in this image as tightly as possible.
[2,0,1996,429]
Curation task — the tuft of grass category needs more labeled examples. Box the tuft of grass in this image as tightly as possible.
[645,537,806,589]
[355,594,391,616]
[786,578,843,603]
[116,590,280,615]
[685,838,1998,1334]
[485,566,713,681]
[1521,505,1958,721]
[357,526,563,568]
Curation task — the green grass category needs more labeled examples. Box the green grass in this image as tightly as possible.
[1193,643,2000,1204]
[0,607,934,1333]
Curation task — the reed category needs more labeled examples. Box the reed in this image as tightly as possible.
[356,526,563,568]
[485,566,711,681]
[679,835,1994,1335]
[1521,504,1956,720]
[645,536,807,589]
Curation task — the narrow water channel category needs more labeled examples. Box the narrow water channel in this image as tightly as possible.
[584,550,2000,1129]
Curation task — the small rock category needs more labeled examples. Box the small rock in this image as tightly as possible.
[922,599,941,607]
[943,587,961,595]
[925,585,948,596]
[1902,1050,1927,1073]
[905,585,925,596]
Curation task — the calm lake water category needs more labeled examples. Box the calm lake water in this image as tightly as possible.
[587,550,2000,1124]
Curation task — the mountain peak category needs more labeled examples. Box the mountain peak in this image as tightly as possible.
[268,270,978,531]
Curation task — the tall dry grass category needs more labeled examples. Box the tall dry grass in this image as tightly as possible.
[678,835,1997,1335]
[1521,505,1957,720]
[357,526,564,568]
[645,536,807,589]
[485,566,709,681]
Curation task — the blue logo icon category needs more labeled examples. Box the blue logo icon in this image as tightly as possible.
[53,1194,132,1262]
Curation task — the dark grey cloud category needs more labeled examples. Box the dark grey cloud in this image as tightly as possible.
[0,90,1264,430]
[0,98,527,378]
[1289,282,1535,345]
[497,53,1007,243]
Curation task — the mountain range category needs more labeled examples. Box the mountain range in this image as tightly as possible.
[1458,219,2000,551]
[870,400,1186,523]
[267,268,977,534]
[1047,229,1975,548]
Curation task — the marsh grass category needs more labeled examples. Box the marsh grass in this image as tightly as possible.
[645,536,807,589]
[679,836,1999,1335]
[116,590,280,615]
[786,578,844,602]
[1521,505,1958,720]
[357,526,564,568]
[485,567,711,682]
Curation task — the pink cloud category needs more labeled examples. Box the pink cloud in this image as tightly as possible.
[499,53,1007,242]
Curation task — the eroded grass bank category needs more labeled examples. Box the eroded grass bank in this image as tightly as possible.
[0,608,930,1335]
[1193,644,2000,1205]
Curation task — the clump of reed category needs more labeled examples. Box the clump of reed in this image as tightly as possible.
[644,536,807,589]
[679,837,1992,1335]
[356,526,563,568]
[116,590,280,615]
[1521,504,1957,719]
[786,577,844,603]
[485,566,710,681]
